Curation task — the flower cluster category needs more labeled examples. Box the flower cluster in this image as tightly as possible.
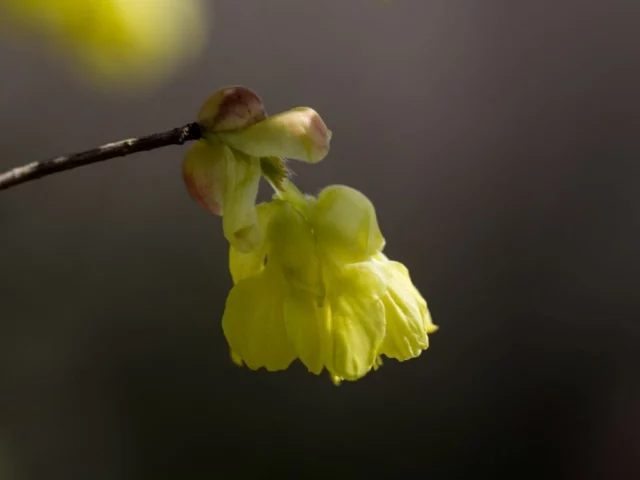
[183,86,330,253]
[183,86,436,383]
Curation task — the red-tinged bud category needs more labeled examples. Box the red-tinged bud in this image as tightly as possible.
[197,86,267,133]
[182,140,227,216]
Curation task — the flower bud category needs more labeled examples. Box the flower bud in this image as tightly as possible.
[182,140,227,215]
[311,185,385,263]
[197,86,267,133]
[182,139,263,251]
[217,107,332,163]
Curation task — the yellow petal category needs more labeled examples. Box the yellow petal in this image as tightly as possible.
[230,350,243,367]
[423,301,438,334]
[222,268,296,371]
[325,260,387,299]
[284,261,386,381]
[327,292,385,381]
[218,107,331,164]
[229,243,265,285]
[283,288,331,375]
[220,150,263,253]
[228,202,279,284]
[311,185,385,264]
[267,201,323,296]
[377,260,429,360]
[324,263,386,381]
[372,356,383,371]
[379,255,438,335]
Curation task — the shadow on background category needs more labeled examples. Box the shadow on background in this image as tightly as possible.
[0,1,639,479]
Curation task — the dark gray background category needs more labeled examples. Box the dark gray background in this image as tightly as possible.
[1,1,639,479]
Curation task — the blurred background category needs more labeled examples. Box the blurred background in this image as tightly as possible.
[1,1,639,478]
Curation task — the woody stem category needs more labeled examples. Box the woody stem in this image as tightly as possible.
[0,122,202,191]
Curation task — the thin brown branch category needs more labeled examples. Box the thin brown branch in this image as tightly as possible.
[0,122,202,190]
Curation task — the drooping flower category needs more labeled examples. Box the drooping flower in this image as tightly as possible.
[0,0,207,88]
[182,87,435,383]
[222,181,437,383]
[183,86,332,253]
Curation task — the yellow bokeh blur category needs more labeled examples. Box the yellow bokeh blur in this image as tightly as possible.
[0,0,208,89]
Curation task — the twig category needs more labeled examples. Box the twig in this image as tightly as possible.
[0,122,202,191]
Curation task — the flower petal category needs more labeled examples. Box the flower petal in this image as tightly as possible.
[222,268,296,371]
[284,260,386,381]
[267,201,324,296]
[229,240,265,285]
[228,202,279,284]
[324,263,386,381]
[182,140,226,215]
[376,260,429,360]
[378,254,438,335]
[328,292,385,381]
[326,260,388,299]
[283,288,331,375]
[183,138,263,252]
[422,301,438,335]
[218,107,331,163]
[220,149,263,253]
[311,185,385,264]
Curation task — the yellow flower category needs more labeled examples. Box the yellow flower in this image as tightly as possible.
[183,86,332,253]
[223,182,437,383]
[182,87,434,383]
[0,0,206,88]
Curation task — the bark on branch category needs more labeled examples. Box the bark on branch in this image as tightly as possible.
[0,122,202,190]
